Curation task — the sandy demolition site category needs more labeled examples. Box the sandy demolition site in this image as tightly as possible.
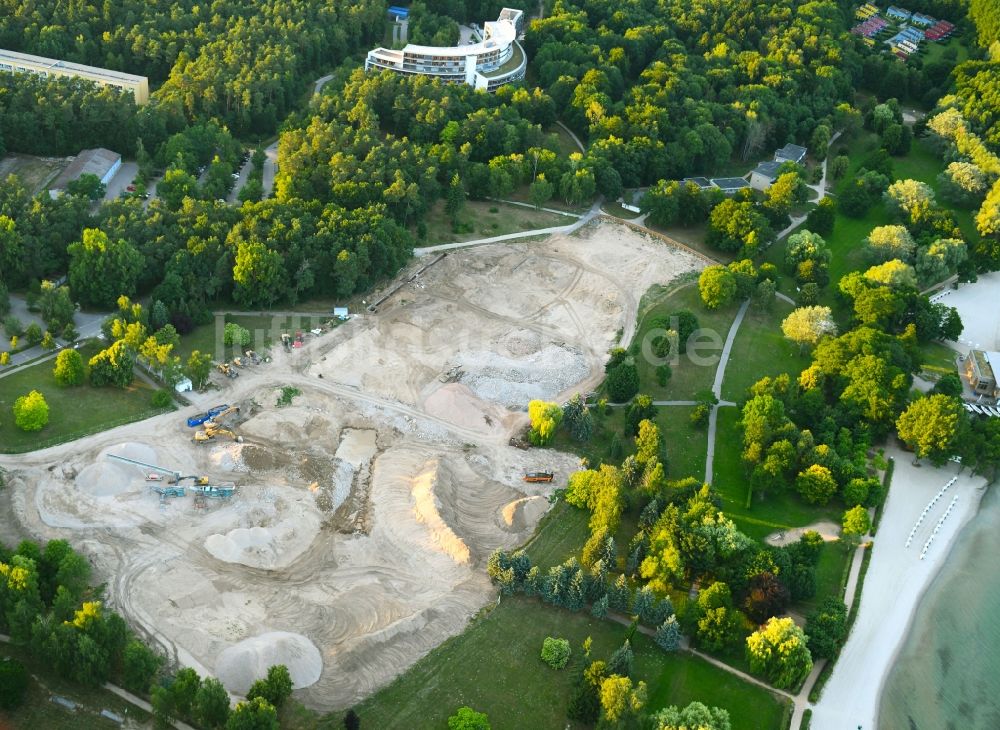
[2,222,705,710]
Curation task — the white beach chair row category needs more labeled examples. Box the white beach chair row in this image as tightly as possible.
[905,476,958,548]
[919,495,959,560]
[930,290,951,302]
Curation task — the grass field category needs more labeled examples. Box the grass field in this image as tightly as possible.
[654,222,730,264]
[721,300,811,402]
[711,409,843,542]
[355,595,789,730]
[0,343,170,453]
[0,643,152,729]
[418,199,570,245]
[655,405,709,481]
[632,282,740,401]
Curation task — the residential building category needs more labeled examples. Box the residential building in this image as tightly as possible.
[749,161,783,191]
[886,6,912,21]
[964,350,1000,399]
[681,177,714,189]
[50,148,122,194]
[775,144,808,165]
[710,177,750,195]
[365,9,526,92]
[0,48,149,104]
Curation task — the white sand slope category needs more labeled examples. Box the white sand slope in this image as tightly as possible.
[810,446,987,730]
[216,631,323,694]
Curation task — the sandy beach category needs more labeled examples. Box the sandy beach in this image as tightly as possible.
[810,445,987,730]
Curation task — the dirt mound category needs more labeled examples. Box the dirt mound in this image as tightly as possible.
[76,442,158,497]
[216,631,322,694]
[411,461,471,565]
[203,496,321,570]
[501,496,549,532]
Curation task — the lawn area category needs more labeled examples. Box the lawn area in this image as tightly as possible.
[919,341,958,372]
[546,124,582,157]
[524,499,591,570]
[418,199,570,245]
[711,408,842,542]
[355,595,789,730]
[0,342,170,453]
[654,222,729,264]
[603,201,643,220]
[721,299,811,403]
[655,405,708,481]
[631,282,740,401]
[797,540,853,615]
[548,406,630,467]
[0,643,152,728]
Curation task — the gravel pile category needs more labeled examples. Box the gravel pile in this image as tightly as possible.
[456,343,589,408]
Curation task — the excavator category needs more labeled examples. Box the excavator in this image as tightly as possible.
[192,424,243,443]
[217,362,239,378]
[193,406,243,443]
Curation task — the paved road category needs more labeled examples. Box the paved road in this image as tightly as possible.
[776,131,841,241]
[262,140,278,198]
[491,197,583,218]
[704,299,750,484]
[227,156,255,205]
[1,307,107,376]
[314,74,335,95]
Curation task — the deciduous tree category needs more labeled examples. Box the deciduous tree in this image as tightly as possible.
[746,617,813,689]
[896,395,964,464]
[13,389,48,431]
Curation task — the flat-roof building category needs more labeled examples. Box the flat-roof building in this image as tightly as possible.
[365,8,526,92]
[710,177,750,195]
[775,144,808,164]
[682,177,714,189]
[50,148,122,193]
[964,350,1000,399]
[0,48,149,104]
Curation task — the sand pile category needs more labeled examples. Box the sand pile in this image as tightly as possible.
[76,442,158,497]
[423,383,505,434]
[203,498,321,569]
[410,461,471,565]
[205,527,276,564]
[455,343,589,408]
[501,496,549,532]
[216,631,322,694]
[209,442,249,472]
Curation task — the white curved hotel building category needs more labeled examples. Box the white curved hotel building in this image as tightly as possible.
[365,8,526,92]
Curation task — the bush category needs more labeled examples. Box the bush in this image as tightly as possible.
[152,390,173,408]
[0,658,28,710]
[53,349,86,386]
[541,637,572,669]
[655,364,672,386]
[606,362,639,403]
[223,322,251,347]
[4,314,24,337]
[13,389,49,431]
[24,322,43,345]
[690,403,710,428]
[448,706,491,730]
[61,322,78,342]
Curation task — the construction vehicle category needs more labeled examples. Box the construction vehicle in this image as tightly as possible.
[233,357,245,368]
[152,485,186,498]
[523,471,555,483]
[187,404,230,428]
[190,484,236,499]
[192,425,243,443]
[105,454,208,488]
[281,333,291,352]
[508,436,530,450]
[294,331,304,348]
[217,363,239,378]
[244,350,261,364]
[203,405,240,428]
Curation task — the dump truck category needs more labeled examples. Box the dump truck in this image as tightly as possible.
[523,472,555,483]
[187,404,230,428]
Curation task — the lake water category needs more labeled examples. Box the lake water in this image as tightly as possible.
[879,482,1000,729]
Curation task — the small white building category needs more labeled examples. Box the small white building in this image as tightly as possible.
[774,144,808,165]
[333,307,349,321]
[749,161,783,191]
[174,377,193,393]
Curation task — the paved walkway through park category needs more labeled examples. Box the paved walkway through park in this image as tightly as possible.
[704,299,750,484]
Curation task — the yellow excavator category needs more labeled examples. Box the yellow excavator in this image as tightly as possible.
[193,406,243,443]
[192,422,243,443]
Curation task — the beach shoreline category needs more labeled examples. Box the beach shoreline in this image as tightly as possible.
[809,445,987,730]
